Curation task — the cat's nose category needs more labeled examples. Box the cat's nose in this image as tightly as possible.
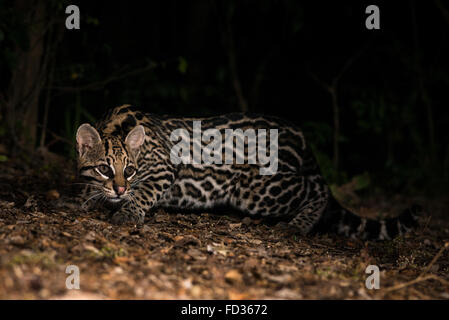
[113,185,126,195]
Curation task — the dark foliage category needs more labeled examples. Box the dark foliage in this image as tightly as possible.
[1,1,448,194]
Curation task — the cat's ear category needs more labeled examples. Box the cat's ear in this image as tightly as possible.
[125,125,145,152]
[76,123,101,156]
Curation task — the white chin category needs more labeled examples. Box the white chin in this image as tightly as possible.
[108,198,123,203]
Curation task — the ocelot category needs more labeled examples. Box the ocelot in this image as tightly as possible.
[75,104,420,240]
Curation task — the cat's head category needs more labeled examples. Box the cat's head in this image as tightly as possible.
[75,123,145,203]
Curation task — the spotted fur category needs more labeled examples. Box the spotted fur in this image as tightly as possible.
[75,105,420,240]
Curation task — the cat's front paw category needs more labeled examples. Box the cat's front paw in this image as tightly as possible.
[111,211,144,225]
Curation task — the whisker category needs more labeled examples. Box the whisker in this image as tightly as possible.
[84,189,103,197]
[97,194,108,208]
[70,182,102,188]
[130,176,149,186]
[81,192,102,208]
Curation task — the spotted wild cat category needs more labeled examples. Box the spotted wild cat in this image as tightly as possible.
[75,104,420,240]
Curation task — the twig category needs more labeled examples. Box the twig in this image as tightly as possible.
[213,1,249,113]
[411,2,437,165]
[50,61,158,93]
[435,0,449,27]
[422,215,432,233]
[409,287,431,300]
[307,46,366,170]
[39,24,61,148]
[419,241,449,278]
[384,274,449,293]
[37,124,74,147]
[383,242,449,294]
[225,14,248,112]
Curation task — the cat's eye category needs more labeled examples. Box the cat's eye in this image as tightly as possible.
[98,165,112,176]
[124,166,136,177]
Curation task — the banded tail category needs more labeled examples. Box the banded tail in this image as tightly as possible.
[312,196,421,240]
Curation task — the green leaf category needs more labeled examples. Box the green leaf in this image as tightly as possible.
[178,56,188,74]
[352,172,371,191]
[86,16,100,26]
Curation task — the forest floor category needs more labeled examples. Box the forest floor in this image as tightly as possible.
[0,156,448,300]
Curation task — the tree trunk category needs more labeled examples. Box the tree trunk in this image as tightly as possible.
[6,0,47,151]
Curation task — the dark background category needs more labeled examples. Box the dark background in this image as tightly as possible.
[1,0,448,195]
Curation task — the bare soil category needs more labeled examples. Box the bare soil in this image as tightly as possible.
[0,158,448,300]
